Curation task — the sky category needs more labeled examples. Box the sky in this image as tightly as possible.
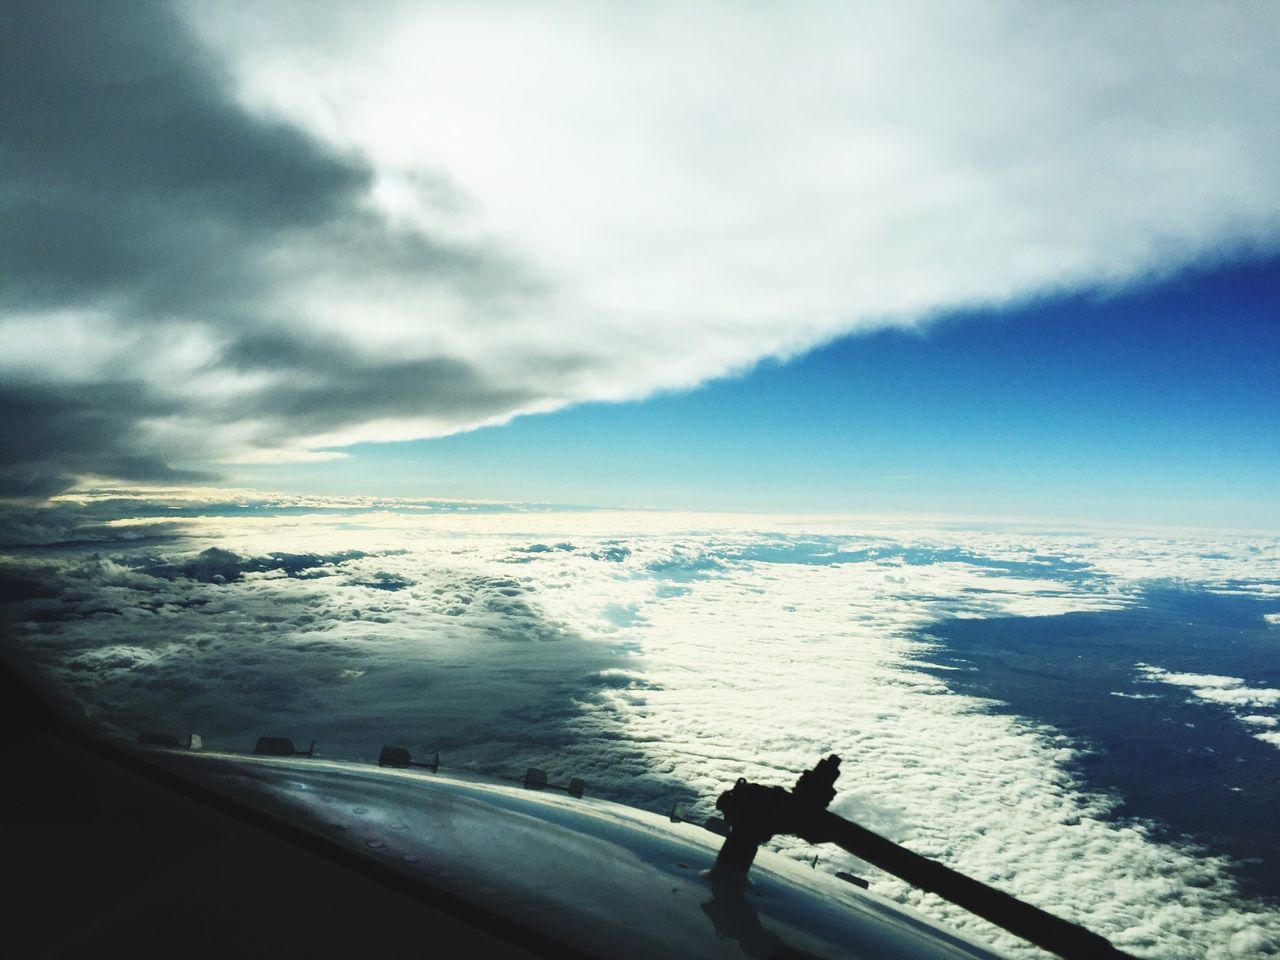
[5,8,1280,954]
[241,257,1280,526]
[2,1,1278,527]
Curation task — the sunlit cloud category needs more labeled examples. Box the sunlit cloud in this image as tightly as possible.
[4,2,1280,493]
[4,495,1280,955]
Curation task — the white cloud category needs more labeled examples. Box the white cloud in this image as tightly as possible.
[6,500,1280,956]
[1240,715,1279,728]
[6,3,1280,484]
[187,0,1280,394]
[1135,664,1280,756]
[1136,665,1280,709]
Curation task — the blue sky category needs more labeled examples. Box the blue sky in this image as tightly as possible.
[242,254,1280,529]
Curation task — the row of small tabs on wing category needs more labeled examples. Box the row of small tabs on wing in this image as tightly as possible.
[136,730,587,799]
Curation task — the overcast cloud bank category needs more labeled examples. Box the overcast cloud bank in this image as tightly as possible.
[4,2,1280,492]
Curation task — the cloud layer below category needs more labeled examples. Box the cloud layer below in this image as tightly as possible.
[1137,664,1280,750]
[3,495,1279,956]
[4,2,1280,491]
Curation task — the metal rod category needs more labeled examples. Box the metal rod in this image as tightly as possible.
[712,756,1137,960]
[805,811,1134,959]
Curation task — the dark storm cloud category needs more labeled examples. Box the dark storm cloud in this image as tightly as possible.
[219,335,545,442]
[1,0,529,317]
[1,2,543,494]
[0,1,365,492]
[0,382,211,498]
[0,1,367,315]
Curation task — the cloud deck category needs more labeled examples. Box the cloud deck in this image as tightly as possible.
[3,495,1278,957]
